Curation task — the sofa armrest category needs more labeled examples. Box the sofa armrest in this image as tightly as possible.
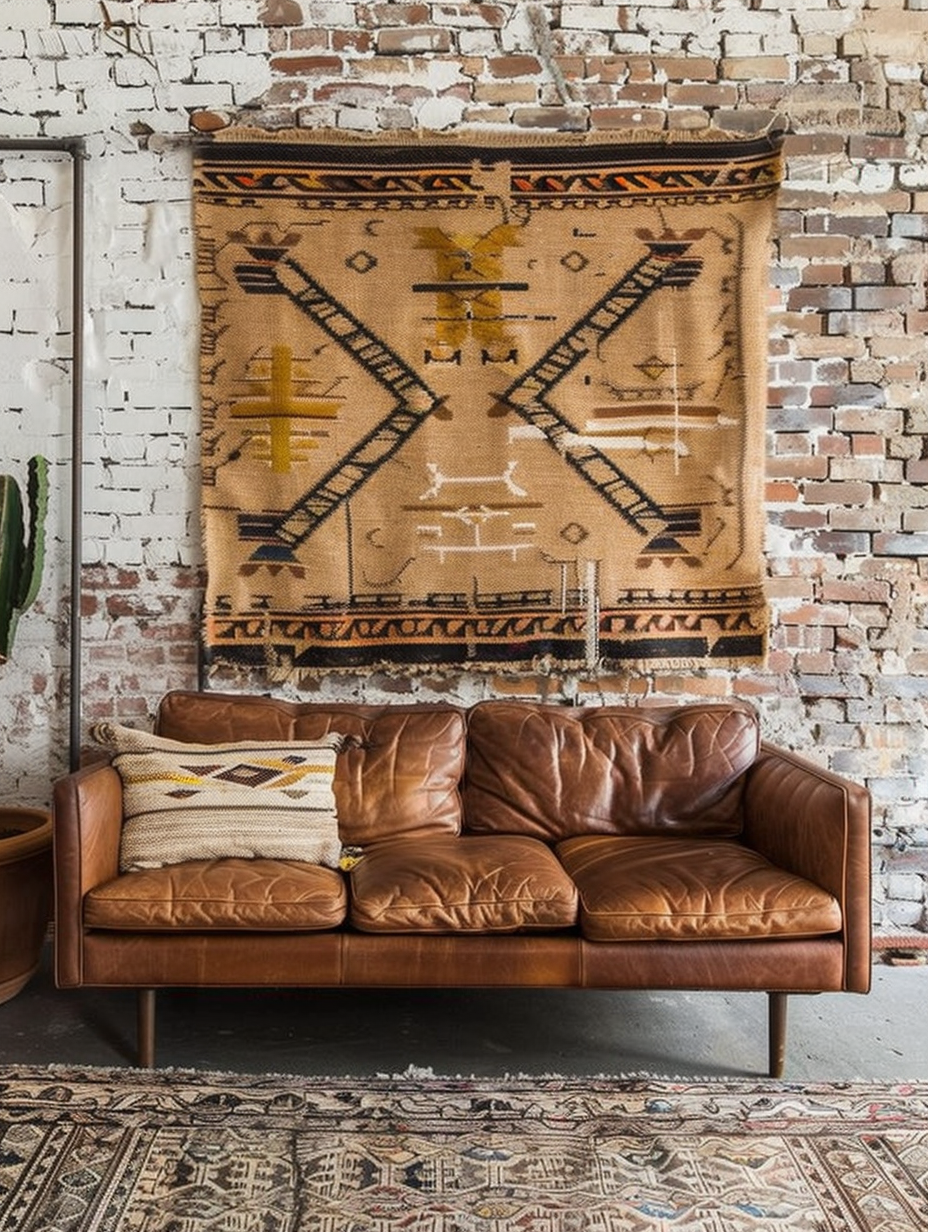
[742,742,872,993]
[53,762,124,987]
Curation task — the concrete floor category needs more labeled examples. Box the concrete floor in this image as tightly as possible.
[1,944,926,1080]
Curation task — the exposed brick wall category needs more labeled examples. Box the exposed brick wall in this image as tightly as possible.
[1,0,926,937]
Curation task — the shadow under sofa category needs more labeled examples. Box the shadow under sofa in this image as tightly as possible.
[52,692,872,1075]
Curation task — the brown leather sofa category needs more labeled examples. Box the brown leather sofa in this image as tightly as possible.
[53,691,872,1074]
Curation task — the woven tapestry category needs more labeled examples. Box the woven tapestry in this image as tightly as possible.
[193,130,783,677]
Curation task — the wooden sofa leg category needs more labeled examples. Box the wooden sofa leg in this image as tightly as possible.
[137,989,156,1068]
[768,992,787,1079]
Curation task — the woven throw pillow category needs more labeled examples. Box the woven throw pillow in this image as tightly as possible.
[91,722,344,873]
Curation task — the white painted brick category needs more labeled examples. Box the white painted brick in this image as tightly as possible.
[42,114,111,139]
[139,2,221,28]
[112,57,162,88]
[336,107,381,132]
[0,30,26,54]
[883,901,925,928]
[887,873,926,902]
[52,0,101,24]
[760,32,800,56]
[86,486,149,516]
[415,94,468,130]
[83,513,121,540]
[458,30,499,55]
[203,27,243,52]
[900,163,928,190]
[610,34,656,55]
[0,58,38,93]
[55,56,115,88]
[242,26,271,53]
[155,80,235,109]
[103,537,146,566]
[10,308,61,335]
[302,2,356,22]
[560,6,625,30]
[719,35,764,57]
[31,26,97,56]
[217,0,262,22]
[193,50,269,88]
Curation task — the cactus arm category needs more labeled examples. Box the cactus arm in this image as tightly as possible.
[17,455,49,611]
[0,473,25,661]
[0,455,49,662]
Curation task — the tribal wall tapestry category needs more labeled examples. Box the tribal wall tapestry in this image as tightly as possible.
[193,130,783,677]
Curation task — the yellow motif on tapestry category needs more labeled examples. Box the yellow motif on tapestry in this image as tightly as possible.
[230,345,342,473]
[414,224,524,353]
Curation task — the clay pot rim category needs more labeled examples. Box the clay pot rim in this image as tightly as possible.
[0,807,53,863]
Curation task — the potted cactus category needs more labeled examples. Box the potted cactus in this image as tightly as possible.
[0,455,53,1003]
[0,806,53,1003]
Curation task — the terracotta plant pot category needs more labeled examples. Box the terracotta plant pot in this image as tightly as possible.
[0,806,53,1005]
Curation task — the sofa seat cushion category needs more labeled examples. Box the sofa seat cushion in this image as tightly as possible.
[84,858,348,931]
[349,836,579,934]
[557,836,842,942]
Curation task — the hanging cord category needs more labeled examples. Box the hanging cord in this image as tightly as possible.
[522,2,583,116]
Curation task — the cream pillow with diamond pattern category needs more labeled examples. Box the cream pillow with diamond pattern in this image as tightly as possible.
[92,723,344,872]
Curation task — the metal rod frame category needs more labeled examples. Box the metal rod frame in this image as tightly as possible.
[0,137,86,771]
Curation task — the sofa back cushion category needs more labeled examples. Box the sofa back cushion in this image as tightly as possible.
[157,692,465,844]
[463,700,759,841]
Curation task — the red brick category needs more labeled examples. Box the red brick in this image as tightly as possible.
[589,107,667,129]
[848,135,910,160]
[767,457,829,479]
[488,55,541,77]
[766,480,801,502]
[332,30,373,52]
[779,510,828,529]
[800,264,846,286]
[271,55,343,74]
[852,435,885,457]
[803,481,872,505]
[667,83,737,108]
[652,56,717,81]
[821,579,892,603]
[722,56,791,80]
[779,604,849,626]
[783,133,847,156]
[797,652,837,673]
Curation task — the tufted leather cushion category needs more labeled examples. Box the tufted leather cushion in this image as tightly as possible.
[157,693,466,844]
[84,858,348,931]
[558,835,843,942]
[349,835,579,934]
[464,700,759,841]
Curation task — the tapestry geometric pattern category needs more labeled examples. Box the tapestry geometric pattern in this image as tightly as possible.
[193,130,783,677]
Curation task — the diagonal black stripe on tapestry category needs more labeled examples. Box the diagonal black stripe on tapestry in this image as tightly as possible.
[194,129,783,678]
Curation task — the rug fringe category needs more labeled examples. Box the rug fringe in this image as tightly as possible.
[6,1061,892,1089]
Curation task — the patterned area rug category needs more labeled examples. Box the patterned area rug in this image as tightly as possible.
[2,1067,927,1230]
[193,129,782,678]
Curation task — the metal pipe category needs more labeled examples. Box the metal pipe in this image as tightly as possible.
[0,137,86,771]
